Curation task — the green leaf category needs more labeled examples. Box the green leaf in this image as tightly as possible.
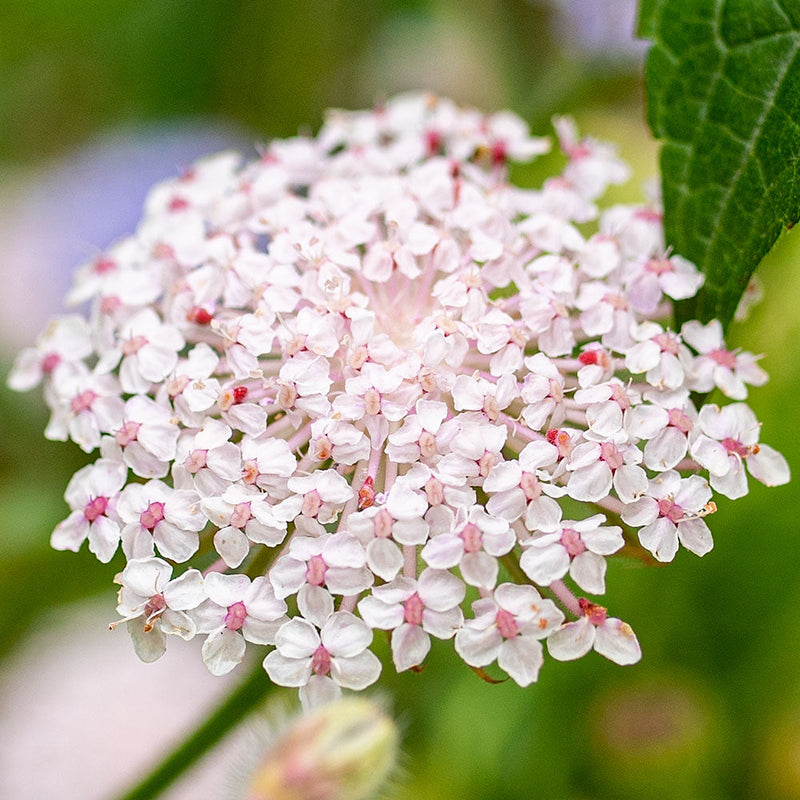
[638,0,800,329]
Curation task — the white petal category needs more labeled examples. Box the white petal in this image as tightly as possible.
[202,628,246,676]
[594,618,642,665]
[520,543,569,586]
[163,569,205,610]
[391,623,431,672]
[569,551,607,594]
[263,650,312,687]
[214,527,250,568]
[460,551,499,589]
[418,567,466,611]
[454,626,502,667]
[331,649,382,690]
[322,612,372,657]
[747,444,790,486]
[275,618,320,658]
[677,518,714,557]
[127,619,166,663]
[638,519,679,562]
[498,636,543,687]
[547,618,594,661]
[297,584,334,629]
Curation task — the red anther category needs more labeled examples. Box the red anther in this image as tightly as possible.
[425,130,443,157]
[41,353,61,373]
[491,141,507,167]
[578,350,599,365]
[188,306,213,325]
[546,428,559,444]
[358,476,376,509]
[93,256,116,274]
[578,597,607,625]
[168,196,189,212]
[233,386,248,404]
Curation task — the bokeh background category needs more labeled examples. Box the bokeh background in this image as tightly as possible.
[1,2,798,798]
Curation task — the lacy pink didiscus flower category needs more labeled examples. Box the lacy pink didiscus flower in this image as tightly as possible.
[11,93,789,707]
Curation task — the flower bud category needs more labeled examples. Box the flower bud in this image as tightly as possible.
[246,697,398,800]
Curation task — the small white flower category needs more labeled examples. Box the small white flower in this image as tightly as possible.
[264,611,382,709]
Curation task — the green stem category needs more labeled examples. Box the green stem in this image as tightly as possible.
[111,659,276,800]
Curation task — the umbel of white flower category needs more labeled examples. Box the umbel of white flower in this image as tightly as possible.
[10,93,789,708]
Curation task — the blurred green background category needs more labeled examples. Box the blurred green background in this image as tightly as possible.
[1,2,798,799]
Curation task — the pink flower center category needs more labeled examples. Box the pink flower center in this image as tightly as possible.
[140,501,165,531]
[184,449,208,473]
[709,348,737,369]
[546,429,573,458]
[363,387,381,416]
[224,601,247,631]
[653,332,679,355]
[646,257,673,275]
[490,141,507,167]
[610,384,631,410]
[560,528,586,557]
[168,196,190,212]
[657,498,684,524]
[100,296,121,315]
[425,130,443,157]
[425,477,444,506]
[311,645,332,676]
[667,407,692,434]
[635,207,662,223]
[41,353,61,374]
[242,459,259,484]
[602,292,628,311]
[115,421,141,447]
[122,335,148,356]
[93,256,116,274]
[358,476,376,509]
[419,431,437,458]
[70,390,97,414]
[143,593,166,630]
[83,496,109,522]
[600,441,624,471]
[722,437,751,458]
[306,554,328,586]
[579,597,607,626]
[230,502,252,529]
[374,509,393,538]
[520,472,541,500]
[301,490,322,518]
[461,523,483,553]
[403,593,425,626]
[495,608,520,639]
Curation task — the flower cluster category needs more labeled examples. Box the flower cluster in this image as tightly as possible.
[10,94,789,708]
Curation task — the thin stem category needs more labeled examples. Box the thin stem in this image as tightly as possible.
[110,661,276,800]
[548,579,582,616]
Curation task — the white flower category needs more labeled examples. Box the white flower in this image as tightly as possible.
[547,599,641,665]
[691,403,790,498]
[113,557,206,662]
[52,459,127,563]
[9,93,789,702]
[455,583,564,686]
[520,513,624,594]
[192,573,287,676]
[263,612,382,709]
[358,568,465,672]
[621,471,714,562]
[682,320,767,399]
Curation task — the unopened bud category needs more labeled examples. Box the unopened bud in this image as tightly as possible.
[246,697,399,800]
